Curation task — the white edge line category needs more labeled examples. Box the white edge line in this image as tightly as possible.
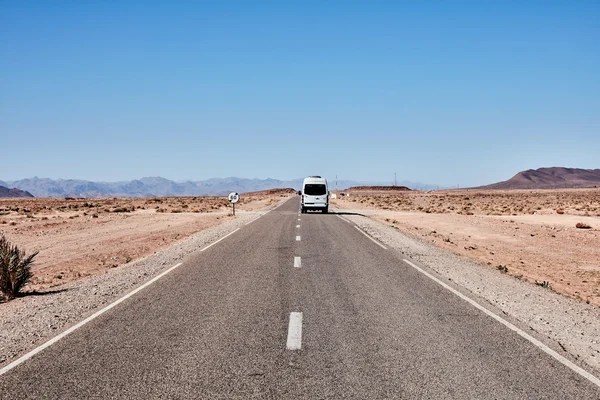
[200,228,240,252]
[286,312,303,350]
[0,262,184,376]
[402,259,600,389]
[244,215,261,226]
[337,215,352,224]
[354,226,387,249]
[1,225,246,376]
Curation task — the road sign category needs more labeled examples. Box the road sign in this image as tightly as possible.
[228,192,240,203]
[228,192,240,216]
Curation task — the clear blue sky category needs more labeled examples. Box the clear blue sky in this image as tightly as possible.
[1,1,598,187]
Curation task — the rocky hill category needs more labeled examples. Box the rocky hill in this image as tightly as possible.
[0,185,34,198]
[479,167,600,190]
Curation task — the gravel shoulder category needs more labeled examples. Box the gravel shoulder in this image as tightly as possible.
[334,207,600,374]
[0,200,283,367]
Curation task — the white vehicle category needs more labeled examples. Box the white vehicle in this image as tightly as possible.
[300,176,329,213]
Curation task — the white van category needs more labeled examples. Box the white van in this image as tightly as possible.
[300,176,329,213]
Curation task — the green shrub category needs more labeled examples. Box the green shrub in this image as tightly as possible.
[0,234,38,300]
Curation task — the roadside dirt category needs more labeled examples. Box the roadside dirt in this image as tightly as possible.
[0,192,292,294]
[332,188,600,306]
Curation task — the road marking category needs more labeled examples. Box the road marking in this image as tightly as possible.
[354,226,387,249]
[0,222,250,376]
[402,259,600,389]
[337,215,352,224]
[0,262,184,376]
[245,215,261,225]
[296,236,301,241]
[286,312,303,350]
[298,218,301,221]
[296,225,300,228]
[294,256,302,268]
[200,228,240,252]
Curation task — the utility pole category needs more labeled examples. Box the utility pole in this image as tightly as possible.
[336,175,338,191]
[394,172,397,186]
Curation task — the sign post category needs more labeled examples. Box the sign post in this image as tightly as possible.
[228,192,240,216]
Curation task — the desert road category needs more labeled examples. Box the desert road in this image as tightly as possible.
[1,198,599,399]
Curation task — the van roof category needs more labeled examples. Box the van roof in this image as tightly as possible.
[303,176,327,183]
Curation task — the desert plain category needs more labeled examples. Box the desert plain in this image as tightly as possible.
[332,187,600,306]
[0,190,293,296]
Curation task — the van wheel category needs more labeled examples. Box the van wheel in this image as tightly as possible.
[323,207,328,214]
[301,207,305,214]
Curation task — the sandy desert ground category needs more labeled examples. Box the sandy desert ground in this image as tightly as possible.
[0,190,293,295]
[332,188,600,306]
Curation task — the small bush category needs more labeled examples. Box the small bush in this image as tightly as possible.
[576,222,591,229]
[0,234,38,300]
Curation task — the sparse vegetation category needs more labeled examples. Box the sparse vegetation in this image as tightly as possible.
[575,222,591,229]
[0,234,38,300]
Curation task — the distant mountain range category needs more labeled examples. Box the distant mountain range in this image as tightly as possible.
[478,167,600,190]
[0,185,34,198]
[0,177,440,198]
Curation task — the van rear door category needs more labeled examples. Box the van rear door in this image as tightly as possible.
[304,183,328,207]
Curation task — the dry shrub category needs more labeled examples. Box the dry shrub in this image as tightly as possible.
[556,209,564,214]
[575,222,591,229]
[0,234,38,300]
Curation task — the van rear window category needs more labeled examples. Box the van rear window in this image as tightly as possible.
[304,184,326,195]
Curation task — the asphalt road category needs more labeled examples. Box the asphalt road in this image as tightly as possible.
[1,197,599,399]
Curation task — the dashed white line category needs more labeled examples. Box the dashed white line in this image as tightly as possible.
[294,256,302,268]
[354,226,387,249]
[0,262,184,376]
[402,259,600,389]
[298,218,301,221]
[296,225,300,228]
[200,228,240,252]
[286,312,303,350]
[296,236,301,241]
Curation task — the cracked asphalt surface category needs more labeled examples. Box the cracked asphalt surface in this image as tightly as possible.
[1,198,599,399]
